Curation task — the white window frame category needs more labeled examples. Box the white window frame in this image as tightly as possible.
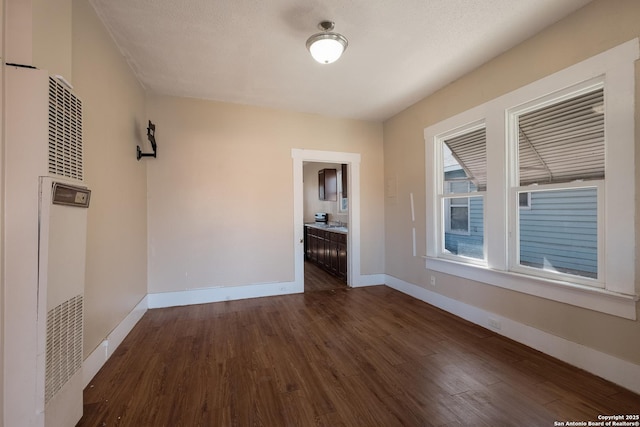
[508,79,606,288]
[424,39,639,320]
[435,121,487,264]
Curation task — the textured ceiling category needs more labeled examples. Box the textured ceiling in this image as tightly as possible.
[90,0,593,122]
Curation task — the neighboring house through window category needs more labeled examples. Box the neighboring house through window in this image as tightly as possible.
[518,192,530,209]
[440,126,486,261]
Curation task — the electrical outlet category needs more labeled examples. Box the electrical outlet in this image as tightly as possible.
[430,275,436,286]
[488,317,501,330]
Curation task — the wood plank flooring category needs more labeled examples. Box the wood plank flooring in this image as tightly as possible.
[77,286,640,426]
[304,260,347,293]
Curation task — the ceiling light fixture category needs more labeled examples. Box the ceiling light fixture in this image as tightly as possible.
[306,21,348,64]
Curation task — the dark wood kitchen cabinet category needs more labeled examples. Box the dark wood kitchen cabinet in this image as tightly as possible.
[305,226,347,282]
[329,232,347,277]
[336,233,347,280]
[304,226,309,259]
[305,227,327,266]
[317,230,327,267]
[305,227,316,262]
[318,168,337,201]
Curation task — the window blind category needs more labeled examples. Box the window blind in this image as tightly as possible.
[518,89,604,185]
[444,128,487,191]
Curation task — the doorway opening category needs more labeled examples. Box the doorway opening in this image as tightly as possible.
[292,149,362,293]
[303,161,348,292]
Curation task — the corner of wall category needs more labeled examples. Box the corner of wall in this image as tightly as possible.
[83,295,148,387]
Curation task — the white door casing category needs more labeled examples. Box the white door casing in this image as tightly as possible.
[292,149,362,289]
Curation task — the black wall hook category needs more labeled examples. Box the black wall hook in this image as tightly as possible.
[137,120,157,160]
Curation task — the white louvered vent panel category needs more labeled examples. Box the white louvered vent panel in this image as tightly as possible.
[48,77,83,181]
[45,294,83,404]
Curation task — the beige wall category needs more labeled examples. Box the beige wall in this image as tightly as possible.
[4,0,72,78]
[32,0,72,80]
[72,0,147,357]
[303,162,348,224]
[146,95,384,294]
[383,0,640,365]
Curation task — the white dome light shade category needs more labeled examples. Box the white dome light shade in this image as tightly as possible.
[306,34,348,64]
[306,22,348,64]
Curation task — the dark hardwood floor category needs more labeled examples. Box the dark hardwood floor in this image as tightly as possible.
[77,286,640,426]
[304,260,348,293]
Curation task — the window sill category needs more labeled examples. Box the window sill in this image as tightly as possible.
[424,256,638,320]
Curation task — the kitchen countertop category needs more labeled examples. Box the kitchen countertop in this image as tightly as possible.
[305,222,348,234]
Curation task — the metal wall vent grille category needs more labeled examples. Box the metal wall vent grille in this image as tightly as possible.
[45,294,84,404]
[48,77,83,181]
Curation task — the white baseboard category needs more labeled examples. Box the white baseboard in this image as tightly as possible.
[384,274,640,395]
[352,273,385,287]
[83,295,148,388]
[147,281,303,309]
[146,274,383,308]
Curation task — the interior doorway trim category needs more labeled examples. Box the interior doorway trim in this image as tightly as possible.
[292,149,362,290]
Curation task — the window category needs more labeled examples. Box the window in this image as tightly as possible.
[439,125,486,261]
[337,167,348,212]
[518,192,530,209]
[510,84,604,285]
[424,39,638,319]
